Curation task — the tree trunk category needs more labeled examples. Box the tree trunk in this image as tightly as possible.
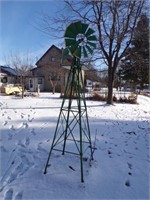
[107,68,114,105]
[52,85,55,94]
[21,78,24,99]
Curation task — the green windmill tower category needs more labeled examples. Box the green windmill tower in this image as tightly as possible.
[44,21,97,182]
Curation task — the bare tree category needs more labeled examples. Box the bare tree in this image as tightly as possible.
[39,0,145,104]
[48,69,62,94]
[65,0,145,104]
[85,62,101,83]
[4,52,34,98]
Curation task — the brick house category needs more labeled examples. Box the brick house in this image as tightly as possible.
[31,45,71,93]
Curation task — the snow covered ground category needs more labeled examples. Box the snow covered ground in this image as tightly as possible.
[0,93,149,200]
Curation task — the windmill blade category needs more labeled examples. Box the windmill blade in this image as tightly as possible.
[64,29,76,39]
[85,28,95,37]
[62,48,69,62]
[74,21,82,33]
[74,46,81,58]
[86,45,93,55]
[69,22,80,34]
[65,22,79,36]
[82,46,88,58]
[69,43,78,55]
[87,35,97,41]
[87,41,96,48]
[81,23,89,34]
[65,38,77,47]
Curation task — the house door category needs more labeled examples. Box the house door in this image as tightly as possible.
[29,79,34,91]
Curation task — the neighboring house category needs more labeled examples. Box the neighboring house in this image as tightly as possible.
[26,76,44,92]
[0,66,23,94]
[86,79,106,91]
[0,65,42,94]
[0,66,19,93]
[1,45,86,94]
[31,45,71,92]
[0,66,18,86]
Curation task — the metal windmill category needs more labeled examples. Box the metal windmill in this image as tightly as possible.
[44,21,97,182]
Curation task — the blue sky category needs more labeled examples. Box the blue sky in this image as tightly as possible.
[0,0,65,66]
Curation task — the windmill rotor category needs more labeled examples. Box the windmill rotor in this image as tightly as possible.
[63,21,97,59]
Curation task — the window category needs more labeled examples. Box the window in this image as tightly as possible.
[58,75,61,81]
[29,79,33,88]
[51,56,55,62]
[38,78,43,84]
[1,77,7,83]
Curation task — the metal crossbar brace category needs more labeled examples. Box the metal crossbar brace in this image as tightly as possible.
[44,58,93,182]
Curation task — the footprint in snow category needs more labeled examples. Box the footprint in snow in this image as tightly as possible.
[25,137,30,146]
[128,172,132,176]
[39,142,42,144]
[0,145,7,152]
[10,125,15,131]
[17,140,26,148]
[127,162,132,170]
[37,143,48,154]
[21,113,25,118]
[7,163,24,184]
[3,121,8,126]
[28,117,34,122]
[5,155,33,185]
[125,180,131,187]
[8,133,13,140]
[7,116,11,120]
[4,188,13,200]
[15,192,23,200]
[21,115,24,119]
[19,155,33,175]
[31,128,36,135]
[4,189,23,200]
[108,150,112,155]
[20,154,32,166]
[22,122,28,128]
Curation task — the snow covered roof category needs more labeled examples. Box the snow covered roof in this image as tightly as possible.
[0,66,19,76]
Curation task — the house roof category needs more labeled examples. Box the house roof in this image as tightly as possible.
[0,66,19,76]
[30,67,38,71]
[35,45,62,66]
[35,44,72,66]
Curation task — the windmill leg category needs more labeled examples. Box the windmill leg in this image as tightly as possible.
[77,66,84,183]
[79,119,84,182]
[80,150,84,183]
[43,146,53,174]
[44,97,66,174]
[62,66,76,155]
[80,69,93,160]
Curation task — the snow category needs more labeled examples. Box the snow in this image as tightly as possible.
[0,92,149,200]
